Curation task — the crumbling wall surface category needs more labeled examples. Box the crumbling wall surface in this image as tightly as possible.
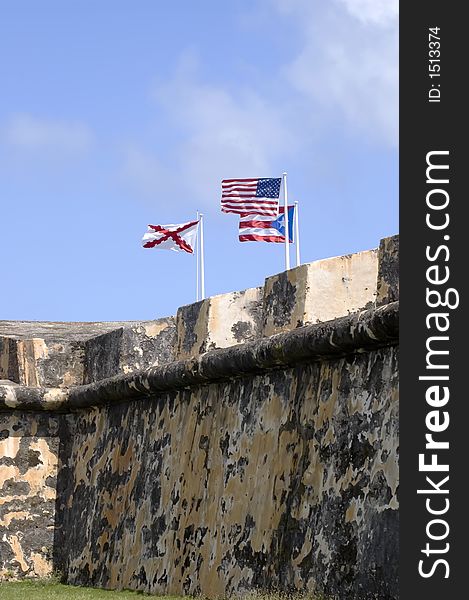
[0,411,67,579]
[57,344,398,600]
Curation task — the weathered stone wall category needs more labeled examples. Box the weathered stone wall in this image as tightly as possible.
[0,318,176,387]
[57,345,398,600]
[0,411,68,579]
[0,235,399,599]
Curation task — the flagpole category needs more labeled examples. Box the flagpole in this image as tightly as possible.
[282,172,290,270]
[196,211,200,301]
[199,213,205,300]
[294,201,301,267]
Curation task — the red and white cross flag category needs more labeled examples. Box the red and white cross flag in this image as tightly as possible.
[142,220,199,253]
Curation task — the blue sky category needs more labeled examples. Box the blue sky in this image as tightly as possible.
[0,0,398,322]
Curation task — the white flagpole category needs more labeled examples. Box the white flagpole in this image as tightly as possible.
[196,211,200,301]
[294,201,301,267]
[199,213,205,299]
[282,172,290,270]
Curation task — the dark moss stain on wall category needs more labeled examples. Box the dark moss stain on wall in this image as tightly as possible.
[231,321,253,343]
[177,301,204,355]
[376,235,399,307]
[263,274,297,328]
[83,330,124,384]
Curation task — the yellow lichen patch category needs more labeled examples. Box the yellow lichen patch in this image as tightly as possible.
[316,368,340,430]
[43,388,68,409]
[376,280,391,305]
[6,534,29,573]
[0,385,19,409]
[0,467,18,505]
[101,489,122,530]
[345,499,359,523]
[0,511,32,528]
[301,444,324,502]
[16,339,49,386]
[0,435,21,459]
[144,322,168,337]
[61,370,79,387]
[30,552,52,578]
[292,537,313,568]
[348,389,369,416]
[322,426,335,446]
[19,439,58,500]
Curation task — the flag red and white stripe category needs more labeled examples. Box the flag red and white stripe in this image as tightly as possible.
[221,177,281,216]
[238,206,294,243]
[142,220,199,253]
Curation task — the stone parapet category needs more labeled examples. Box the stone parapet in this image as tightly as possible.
[0,235,398,384]
[0,318,176,388]
[0,301,398,413]
[175,287,263,359]
[262,248,378,336]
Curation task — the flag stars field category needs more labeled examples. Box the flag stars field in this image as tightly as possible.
[221,177,282,216]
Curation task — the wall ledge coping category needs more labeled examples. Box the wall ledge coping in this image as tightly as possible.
[0,301,398,413]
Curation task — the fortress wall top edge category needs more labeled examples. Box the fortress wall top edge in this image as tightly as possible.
[0,300,398,413]
[0,235,398,388]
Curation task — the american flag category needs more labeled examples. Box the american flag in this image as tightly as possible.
[221,177,281,216]
[239,206,294,243]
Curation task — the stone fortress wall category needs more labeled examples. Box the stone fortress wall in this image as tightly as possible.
[0,235,399,600]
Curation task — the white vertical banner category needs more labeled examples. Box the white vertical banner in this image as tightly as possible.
[282,172,290,270]
[294,201,301,267]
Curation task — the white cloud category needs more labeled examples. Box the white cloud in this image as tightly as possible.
[338,0,398,26]
[278,1,398,146]
[2,114,94,152]
[161,89,293,195]
[121,1,398,206]
[286,13,398,146]
[142,53,297,206]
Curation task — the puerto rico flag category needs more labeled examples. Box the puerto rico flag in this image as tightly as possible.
[238,205,294,243]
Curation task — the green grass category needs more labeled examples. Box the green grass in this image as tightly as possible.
[0,580,184,599]
[0,581,331,600]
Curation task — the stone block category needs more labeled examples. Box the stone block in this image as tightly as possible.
[262,248,378,336]
[175,287,263,359]
[376,234,399,306]
[83,317,176,383]
[0,336,85,388]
